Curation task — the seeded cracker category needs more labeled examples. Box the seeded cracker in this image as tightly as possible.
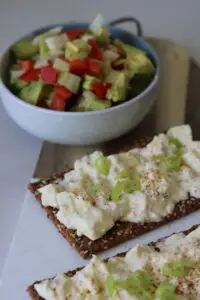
[27,225,199,299]
[28,137,200,259]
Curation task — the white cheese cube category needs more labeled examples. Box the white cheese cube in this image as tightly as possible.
[183,150,200,173]
[45,34,66,50]
[38,183,59,207]
[167,125,192,145]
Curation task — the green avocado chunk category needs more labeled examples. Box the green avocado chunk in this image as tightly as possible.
[106,72,128,102]
[122,44,155,77]
[11,77,27,89]
[12,40,38,59]
[73,93,111,111]
[19,82,50,105]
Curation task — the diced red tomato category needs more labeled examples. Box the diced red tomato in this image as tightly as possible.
[41,66,57,84]
[66,29,87,40]
[19,60,34,71]
[20,69,40,82]
[54,86,73,101]
[69,59,87,76]
[92,82,112,99]
[88,39,103,61]
[50,95,66,111]
[86,58,102,77]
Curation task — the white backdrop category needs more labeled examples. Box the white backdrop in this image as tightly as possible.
[0,0,200,62]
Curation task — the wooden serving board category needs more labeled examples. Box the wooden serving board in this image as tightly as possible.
[34,38,200,178]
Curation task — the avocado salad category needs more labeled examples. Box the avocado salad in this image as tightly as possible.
[9,14,155,112]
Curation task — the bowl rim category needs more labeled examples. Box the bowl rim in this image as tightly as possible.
[0,22,160,117]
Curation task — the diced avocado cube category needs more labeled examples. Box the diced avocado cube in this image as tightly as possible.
[75,92,111,111]
[12,40,38,59]
[104,70,122,84]
[11,77,27,89]
[65,39,91,61]
[58,72,81,93]
[19,82,50,105]
[89,98,111,110]
[95,27,110,45]
[10,69,28,91]
[122,44,154,76]
[113,39,124,49]
[82,75,100,90]
[106,72,128,102]
[127,55,154,75]
[53,58,69,72]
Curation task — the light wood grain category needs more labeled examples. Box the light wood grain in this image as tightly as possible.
[34,38,191,178]
[147,38,189,131]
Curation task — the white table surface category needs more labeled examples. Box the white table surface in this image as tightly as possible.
[0,100,42,280]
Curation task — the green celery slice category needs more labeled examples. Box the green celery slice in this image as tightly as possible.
[162,260,196,277]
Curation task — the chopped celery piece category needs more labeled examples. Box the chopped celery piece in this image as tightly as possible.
[123,175,141,193]
[111,181,125,201]
[153,152,182,173]
[166,154,182,172]
[12,40,38,59]
[115,169,130,180]
[162,260,196,277]
[65,39,91,61]
[82,75,99,90]
[105,275,117,297]
[93,153,111,175]
[130,269,151,290]
[168,136,183,150]
[156,282,176,300]
[118,270,153,298]
[156,281,187,300]
[106,271,153,298]
[112,174,141,200]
